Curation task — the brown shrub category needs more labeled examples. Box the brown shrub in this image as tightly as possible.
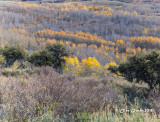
[0,66,119,121]
[148,89,160,116]
[32,67,119,117]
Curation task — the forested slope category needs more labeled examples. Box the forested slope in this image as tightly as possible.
[0,0,160,121]
[0,0,160,65]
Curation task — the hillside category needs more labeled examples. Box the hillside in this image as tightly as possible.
[0,0,160,121]
[0,0,160,63]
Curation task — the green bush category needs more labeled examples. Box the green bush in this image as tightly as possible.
[0,45,28,68]
[28,50,54,67]
[28,44,69,73]
[109,51,160,89]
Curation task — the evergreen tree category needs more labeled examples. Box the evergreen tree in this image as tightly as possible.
[108,51,160,90]
[1,45,28,68]
[28,44,69,73]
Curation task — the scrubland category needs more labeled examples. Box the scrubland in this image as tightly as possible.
[0,0,160,121]
[0,67,160,121]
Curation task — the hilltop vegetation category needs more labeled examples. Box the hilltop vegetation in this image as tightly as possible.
[0,0,160,121]
[0,0,160,63]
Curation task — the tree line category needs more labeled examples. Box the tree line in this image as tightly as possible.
[1,43,160,90]
[0,44,69,73]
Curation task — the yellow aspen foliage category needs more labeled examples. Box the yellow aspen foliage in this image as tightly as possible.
[101,44,104,48]
[109,61,116,67]
[130,37,136,43]
[13,61,18,69]
[46,39,57,44]
[132,49,136,55]
[104,63,110,69]
[122,53,125,57]
[81,57,101,76]
[121,53,127,61]
[126,48,130,53]
[88,44,97,49]
[59,40,64,45]
[81,57,100,68]
[116,39,124,45]
[77,43,87,48]
[130,36,160,49]
[115,52,119,59]
[104,61,119,76]
[4,41,8,45]
[136,47,141,52]
[108,61,118,78]
[72,43,76,48]
[64,57,81,74]
[132,11,138,16]
[124,11,128,15]
[36,30,108,45]
[65,41,70,45]
[104,46,109,51]
[65,57,74,68]
[143,28,149,35]
[2,1,113,17]
[96,49,99,53]
[104,52,108,57]
[88,5,113,16]
[126,48,136,55]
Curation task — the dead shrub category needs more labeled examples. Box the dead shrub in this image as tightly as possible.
[1,66,119,121]
[32,67,119,117]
